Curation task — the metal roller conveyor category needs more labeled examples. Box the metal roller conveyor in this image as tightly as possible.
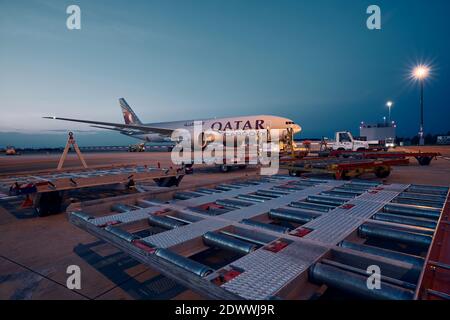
[358,224,432,248]
[407,188,448,196]
[240,219,291,234]
[307,195,348,206]
[373,212,437,229]
[255,190,282,198]
[272,186,305,192]
[215,185,234,191]
[292,181,317,187]
[206,208,232,215]
[195,188,220,195]
[231,182,258,187]
[340,184,371,190]
[339,241,424,270]
[391,197,443,209]
[188,206,230,216]
[173,193,195,200]
[331,188,364,195]
[304,178,327,183]
[407,185,449,195]
[104,226,138,242]
[268,188,291,195]
[268,208,317,224]
[242,180,261,185]
[215,199,253,209]
[349,180,380,187]
[183,191,207,197]
[111,204,134,213]
[320,191,356,199]
[138,199,164,207]
[236,194,272,203]
[155,249,214,277]
[219,184,242,189]
[247,193,276,200]
[148,215,186,229]
[383,203,441,220]
[289,201,336,212]
[309,263,414,300]
[219,231,268,246]
[409,184,448,192]
[320,259,416,290]
[164,215,194,225]
[202,231,257,254]
[173,191,204,200]
[398,192,446,203]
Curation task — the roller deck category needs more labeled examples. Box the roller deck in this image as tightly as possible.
[68,175,449,300]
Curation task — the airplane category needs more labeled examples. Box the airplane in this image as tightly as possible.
[44,98,301,149]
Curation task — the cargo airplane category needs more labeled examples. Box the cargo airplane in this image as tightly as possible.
[44,98,301,149]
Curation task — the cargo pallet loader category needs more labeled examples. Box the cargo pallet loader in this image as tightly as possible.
[322,150,440,166]
[280,157,409,180]
[67,175,449,300]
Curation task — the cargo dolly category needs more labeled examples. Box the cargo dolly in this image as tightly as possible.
[0,164,185,216]
[280,157,409,180]
[68,175,449,300]
[323,150,440,166]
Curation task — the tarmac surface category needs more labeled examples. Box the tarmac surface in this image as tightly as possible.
[0,146,449,300]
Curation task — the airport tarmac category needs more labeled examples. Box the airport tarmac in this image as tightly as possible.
[0,146,449,300]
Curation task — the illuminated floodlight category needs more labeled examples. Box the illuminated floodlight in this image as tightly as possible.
[413,65,430,80]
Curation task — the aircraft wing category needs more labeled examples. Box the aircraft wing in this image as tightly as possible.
[90,125,142,134]
[43,116,173,135]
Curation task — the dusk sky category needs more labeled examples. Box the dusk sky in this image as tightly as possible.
[1,0,449,147]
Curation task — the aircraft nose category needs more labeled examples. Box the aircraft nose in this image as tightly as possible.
[293,124,301,134]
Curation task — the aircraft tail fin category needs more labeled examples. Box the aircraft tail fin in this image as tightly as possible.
[119,98,142,125]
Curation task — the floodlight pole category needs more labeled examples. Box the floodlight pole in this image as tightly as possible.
[419,80,425,146]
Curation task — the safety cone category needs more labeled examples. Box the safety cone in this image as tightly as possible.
[21,195,34,208]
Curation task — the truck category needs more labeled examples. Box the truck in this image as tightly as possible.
[320,131,382,152]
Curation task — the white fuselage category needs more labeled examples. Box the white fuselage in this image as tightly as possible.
[127,115,301,143]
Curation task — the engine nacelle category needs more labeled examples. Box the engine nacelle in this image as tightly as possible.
[196,132,219,149]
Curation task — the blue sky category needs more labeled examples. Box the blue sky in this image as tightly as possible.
[1,0,449,147]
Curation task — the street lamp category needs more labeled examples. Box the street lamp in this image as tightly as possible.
[412,65,430,145]
[386,101,393,124]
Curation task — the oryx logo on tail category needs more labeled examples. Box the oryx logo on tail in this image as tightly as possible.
[119,98,142,125]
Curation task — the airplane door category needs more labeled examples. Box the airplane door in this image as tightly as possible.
[266,120,272,142]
